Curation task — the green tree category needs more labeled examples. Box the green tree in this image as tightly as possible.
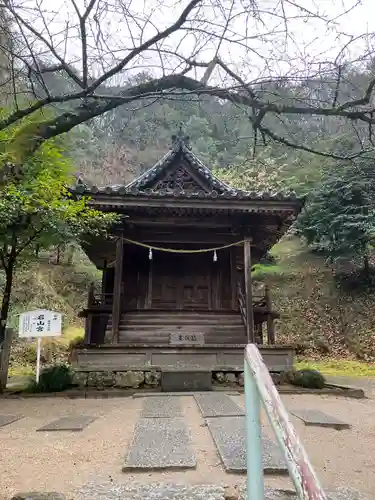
[297,157,375,272]
[213,149,294,193]
[0,128,116,382]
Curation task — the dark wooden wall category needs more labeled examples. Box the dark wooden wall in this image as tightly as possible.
[110,245,238,311]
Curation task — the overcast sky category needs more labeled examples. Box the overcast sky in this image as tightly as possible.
[13,0,375,84]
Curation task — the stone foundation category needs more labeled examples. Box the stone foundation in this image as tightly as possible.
[72,370,283,390]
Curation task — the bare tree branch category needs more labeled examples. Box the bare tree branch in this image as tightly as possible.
[0,0,374,161]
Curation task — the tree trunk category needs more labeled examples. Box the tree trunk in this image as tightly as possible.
[0,328,14,393]
[0,258,15,345]
[0,257,15,393]
[56,245,61,264]
[363,252,370,277]
[66,244,75,265]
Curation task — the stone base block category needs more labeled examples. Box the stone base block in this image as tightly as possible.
[70,369,286,392]
[161,370,212,392]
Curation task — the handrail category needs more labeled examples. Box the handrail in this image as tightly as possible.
[244,344,327,500]
[237,281,247,326]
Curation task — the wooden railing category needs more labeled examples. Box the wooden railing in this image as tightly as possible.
[87,282,113,307]
[244,344,327,500]
[237,281,247,326]
[237,281,276,345]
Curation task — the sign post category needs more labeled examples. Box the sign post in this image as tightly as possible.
[36,338,41,383]
[18,309,62,383]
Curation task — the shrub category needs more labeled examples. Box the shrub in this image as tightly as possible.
[68,336,85,351]
[23,378,40,393]
[288,368,325,389]
[19,342,38,364]
[260,253,276,265]
[37,363,73,392]
[68,336,85,363]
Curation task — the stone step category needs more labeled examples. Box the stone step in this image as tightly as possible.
[109,318,244,326]
[111,324,245,332]
[115,330,246,339]
[110,319,244,326]
[119,311,242,317]
[161,370,212,391]
[115,334,246,345]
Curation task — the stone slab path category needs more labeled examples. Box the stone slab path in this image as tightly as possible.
[194,393,245,417]
[123,418,196,470]
[290,409,350,430]
[206,416,287,473]
[37,416,97,432]
[132,390,240,398]
[1,393,373,499]
[140,396,182,418]
[74,482,367,500]
[0,415,23,428]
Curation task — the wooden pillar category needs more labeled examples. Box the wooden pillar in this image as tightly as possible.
[146,257,153,308]
[84,283,95,345]
[111,236,124,343]
[244,238,255,343]
[230,248,237,310]
[84,314,92,345]
[100,269,107,304]
[88,282,95,307]
[265,285,275,344]
[255,322,263,344]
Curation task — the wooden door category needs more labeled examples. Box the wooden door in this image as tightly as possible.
[180,254,211,310]
[122,247,148,309]
[151,252,212,310]
[151,253,181,309]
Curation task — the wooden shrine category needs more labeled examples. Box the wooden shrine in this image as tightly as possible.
[71,131,303,375]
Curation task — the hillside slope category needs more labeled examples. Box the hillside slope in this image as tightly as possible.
[263,237,375,360]
[0,251,101,373]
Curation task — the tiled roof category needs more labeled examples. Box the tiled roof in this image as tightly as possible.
[72,131,301,204]
[125,132,237,194]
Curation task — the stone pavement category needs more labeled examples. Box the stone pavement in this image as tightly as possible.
[1,392,372,499]
[13,483,367,500]
[123,395,285,472]
[74,483,368,500]
[325,375,375,395]
[123,417,197,470]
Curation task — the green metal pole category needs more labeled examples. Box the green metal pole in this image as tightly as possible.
[245,360,265,500]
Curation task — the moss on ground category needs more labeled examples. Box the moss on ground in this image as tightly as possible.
[295,359,375,378]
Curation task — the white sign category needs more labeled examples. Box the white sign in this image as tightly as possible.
[170,332,205,346]
[19,309,62,338]
[18,309,62,383]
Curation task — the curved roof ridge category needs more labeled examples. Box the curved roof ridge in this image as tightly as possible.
[125,149,174,189]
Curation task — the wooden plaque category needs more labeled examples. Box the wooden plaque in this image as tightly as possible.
[169,332,205,346]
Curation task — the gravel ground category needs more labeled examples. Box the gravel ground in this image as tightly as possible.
[74,482,367,500]
[1,393,375,498]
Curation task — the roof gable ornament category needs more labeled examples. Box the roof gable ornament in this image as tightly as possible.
[125,126,238,194]
[171,125,191,150]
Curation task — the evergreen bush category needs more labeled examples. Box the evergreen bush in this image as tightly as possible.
[289,368,325,389]
[37,364,73,392]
